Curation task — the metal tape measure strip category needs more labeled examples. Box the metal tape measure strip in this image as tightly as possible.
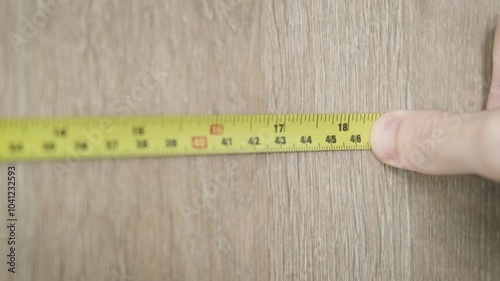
[0,113,381,161]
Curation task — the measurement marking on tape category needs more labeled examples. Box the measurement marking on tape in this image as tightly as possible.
[0,113,380,161]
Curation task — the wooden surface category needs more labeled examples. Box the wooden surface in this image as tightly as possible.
[1,1,500,280]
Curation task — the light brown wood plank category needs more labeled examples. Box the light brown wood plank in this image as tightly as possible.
[0,1,499,280]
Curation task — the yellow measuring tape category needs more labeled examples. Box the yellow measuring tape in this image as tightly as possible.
[0,113,380,161]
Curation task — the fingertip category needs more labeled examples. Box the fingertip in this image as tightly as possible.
[370,111,410,169]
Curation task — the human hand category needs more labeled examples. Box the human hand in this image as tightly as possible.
[370,21,500,182]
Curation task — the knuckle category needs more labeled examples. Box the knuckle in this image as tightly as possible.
[396,111,448,170]
[414,112,447,139]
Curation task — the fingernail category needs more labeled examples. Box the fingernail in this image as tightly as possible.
[370,111,407,168]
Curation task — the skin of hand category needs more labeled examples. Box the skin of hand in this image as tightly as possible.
[370,21,500,182]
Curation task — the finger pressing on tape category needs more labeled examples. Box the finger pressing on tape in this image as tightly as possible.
[370,110,500,181]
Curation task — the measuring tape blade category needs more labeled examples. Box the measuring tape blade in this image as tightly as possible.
[0,113,380,161]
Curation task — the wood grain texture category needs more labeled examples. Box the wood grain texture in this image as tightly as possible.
[0,0,499,280]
